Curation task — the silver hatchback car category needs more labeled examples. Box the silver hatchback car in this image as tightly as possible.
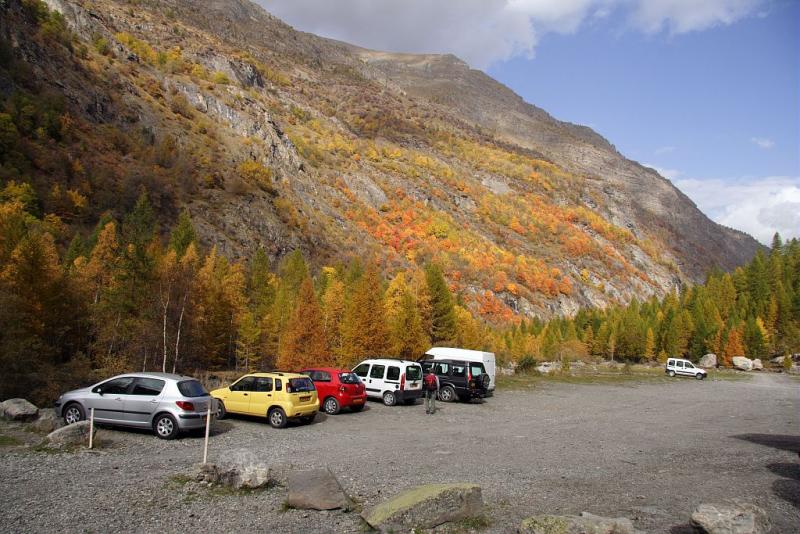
[54,372,214,439]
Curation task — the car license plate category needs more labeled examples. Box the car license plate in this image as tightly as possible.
[353,398,364,403]
[300,396,310,402]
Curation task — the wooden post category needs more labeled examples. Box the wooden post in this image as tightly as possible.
[202,400,212,464]
[88,408,94,449]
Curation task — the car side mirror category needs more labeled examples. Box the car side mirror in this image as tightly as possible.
[93,386,104,395]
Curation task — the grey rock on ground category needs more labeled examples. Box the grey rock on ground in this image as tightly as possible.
[44,421,95,449]
[361,483,483,532]
[286,467,352,510]
[0,398,39,422]
[751,359,763,371]
[194,449,271,489]
[732,357,753,371]
[30,409,63,434]
[691,503,768,534]
[699,354,718,368]
[519,512,635,534]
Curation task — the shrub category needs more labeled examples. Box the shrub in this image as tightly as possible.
[516,355,537,374]
[212,71,231,85]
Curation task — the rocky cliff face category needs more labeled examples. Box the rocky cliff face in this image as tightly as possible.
[1,0,762,321]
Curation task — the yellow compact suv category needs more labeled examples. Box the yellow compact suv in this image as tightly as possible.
[211,372,319,428]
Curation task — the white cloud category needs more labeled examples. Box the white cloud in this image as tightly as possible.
[256,0,766,68]
[643,163,682,181]
[675,176,800,244]
[750,137,775,149]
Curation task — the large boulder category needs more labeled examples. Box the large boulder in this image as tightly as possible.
[194,450,271,489]
[732,357,753,371]
[286,468,352,510]
[691,503,768,534]
[751,359,763,371]
[0,398,39,422]
[519,512,635,534]
[44,420,95,448]
[699,354,718,369]
[30,409,63,434]
[362,483,483,532]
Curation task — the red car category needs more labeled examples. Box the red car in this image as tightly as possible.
[300,368,367,415]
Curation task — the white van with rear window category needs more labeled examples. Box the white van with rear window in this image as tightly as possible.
[352,358,424,406]
[665,358,707,380]
[423,347,496,397]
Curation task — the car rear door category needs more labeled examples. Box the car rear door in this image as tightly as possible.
[248,377,273,416]
[353,363,376,398]
[124,378,166,426]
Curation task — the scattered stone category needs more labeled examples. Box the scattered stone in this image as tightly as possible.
[194,450,271,489]
[699,353,718,368]
[44,420,95,448]
[30,409,63,434]
[519,512,635,534]
[691,503,768,534]
[536,362,559,374]
[0,398,39,422]
[732,357,753,371]
[361,483,483,532]
[286,468,352,510]
[751,359,763,371]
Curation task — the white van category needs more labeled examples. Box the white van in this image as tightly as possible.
[423,347,496,397]
[665,358,707,380]
[352,358,424,406]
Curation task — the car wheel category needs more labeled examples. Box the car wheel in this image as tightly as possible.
[153,414,179,440]
[300,415,315,424]
[215,399,227,420]
[696,373,705,380]
[268,408,287,428]
[350,404,364,412]
[323,397,340,415]
[438,385,456,402]
[668,371,676,377]
[63,403,85,425]
[481,375,491,389]
[383,391,397,406]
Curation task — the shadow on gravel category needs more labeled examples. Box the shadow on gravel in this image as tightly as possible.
[221,413,329,428]
[732,433,800,453]
[668,524,695,533]
[768,463,800,510]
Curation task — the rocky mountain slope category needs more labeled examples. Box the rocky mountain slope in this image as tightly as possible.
[1,0,761,321]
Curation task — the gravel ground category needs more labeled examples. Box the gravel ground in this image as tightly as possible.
[0,373,798,533]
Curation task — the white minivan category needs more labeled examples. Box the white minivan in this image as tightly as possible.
[665,358,707,380]
[352,359,424,406]
[423,347,496,397]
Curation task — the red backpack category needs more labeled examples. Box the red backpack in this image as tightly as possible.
[424,372,437,391]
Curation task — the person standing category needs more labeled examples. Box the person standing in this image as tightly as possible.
[423,368,439,415]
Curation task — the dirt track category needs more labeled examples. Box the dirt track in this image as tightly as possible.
[1,373,798,533]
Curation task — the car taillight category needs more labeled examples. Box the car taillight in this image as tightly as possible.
[176,401,194,411]
[400,372,405,390]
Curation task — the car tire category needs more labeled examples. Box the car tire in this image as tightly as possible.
[382,391,397,406]
[63,403,85,425]
[438,385,456,402]
[696,373,705,380]
[215,399,227,420]
[350,404,365,412]
[323,397,340,415]
[480,374,491,389]
[268,407,287,428]
[153,413,180,440]
[668,371,676,377]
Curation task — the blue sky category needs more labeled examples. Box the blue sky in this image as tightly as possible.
[259,0,799,243]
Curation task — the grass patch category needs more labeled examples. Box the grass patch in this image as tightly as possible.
[0,434,21,447]
[447,515,493,531]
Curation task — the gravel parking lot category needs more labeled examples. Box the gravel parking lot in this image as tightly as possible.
[1,373,798,533]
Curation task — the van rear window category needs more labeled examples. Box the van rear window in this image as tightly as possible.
[470,364,485,376]
[406,365,422,380]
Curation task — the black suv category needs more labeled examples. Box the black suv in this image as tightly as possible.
[419,358,490,402]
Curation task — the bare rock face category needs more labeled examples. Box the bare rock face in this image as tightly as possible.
[733,357,753,371]
[286,468,352,510]
[362,483,483,532]
[691,503,768,534]
[699,354,718,369]
[519,512,635,534]
[0,398,39,422]
[751,359,763,371]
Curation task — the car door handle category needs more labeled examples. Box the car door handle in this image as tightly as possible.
[149,399,158,403]
[114,397,123,401]
[243,393,248,396]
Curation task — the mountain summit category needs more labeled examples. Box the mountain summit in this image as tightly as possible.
[1,0,760,319]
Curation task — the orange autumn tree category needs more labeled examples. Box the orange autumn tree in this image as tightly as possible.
[721,325,745,367]
[278,276,331,370]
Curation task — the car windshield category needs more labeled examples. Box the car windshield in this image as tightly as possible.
[338,372,360,384]
[177,380,209,397]
[406,365,422,380]
[288,377,315,392]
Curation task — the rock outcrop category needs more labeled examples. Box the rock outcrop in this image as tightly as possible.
[519,512,635,534]
[44,420,95,448]
[732,357,753,371]
[361,483,483,532]
[699,354,718,368]
[0,398,39,422]
[194,450,272,489]
[691,503,768,534]
[286,468,352,510]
